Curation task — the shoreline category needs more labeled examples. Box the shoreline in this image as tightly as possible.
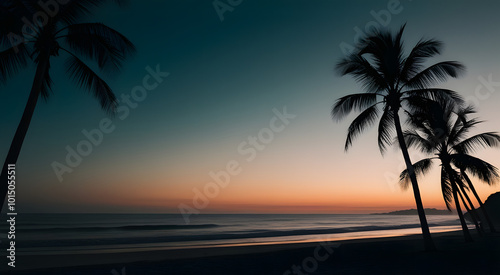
[14,224,462,256]
[4,229,500,274]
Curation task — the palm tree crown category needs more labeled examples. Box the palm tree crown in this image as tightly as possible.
[332,24,464,152]
[0,0,135,113]
[400,100,499,239]
[401,101,499,201]
[0,0,135,209]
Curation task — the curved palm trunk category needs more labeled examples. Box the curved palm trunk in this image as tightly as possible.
[0,52,50,210]
[447,169,473,242]
[457,181,484,235]
[462,171,496,233]
[393,110,436,251]
[457,186,483,236]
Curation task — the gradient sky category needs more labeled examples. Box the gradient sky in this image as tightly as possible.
[1,0,500,213]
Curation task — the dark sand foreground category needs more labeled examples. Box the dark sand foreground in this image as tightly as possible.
[3,230,500,275]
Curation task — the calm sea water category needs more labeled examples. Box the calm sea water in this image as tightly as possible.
[0,213,464,255]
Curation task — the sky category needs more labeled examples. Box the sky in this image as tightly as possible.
[1,0,500,214]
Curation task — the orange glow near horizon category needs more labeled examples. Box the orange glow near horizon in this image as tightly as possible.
[46,172,497,214]
[23,170,499,214]
[19,123,500,214]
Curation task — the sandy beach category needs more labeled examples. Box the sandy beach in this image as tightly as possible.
[3,229,499,275]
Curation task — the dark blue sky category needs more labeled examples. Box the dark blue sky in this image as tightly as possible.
[2,0,500,213]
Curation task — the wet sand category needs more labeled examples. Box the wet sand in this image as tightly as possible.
[3,229,500,274]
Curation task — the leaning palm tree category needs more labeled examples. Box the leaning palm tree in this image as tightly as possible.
[0,0,135,207]
[460,170,497,232]
[456,183,484,236]
[399,101,500,241]
[332,24,465,251]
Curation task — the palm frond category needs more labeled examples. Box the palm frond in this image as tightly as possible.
[400,39,443,81]
[65,54,117,114]
[448,107,477,145]
[344,104,380,151]
[0,44,29,84]
[402,129,434,153]
[357,25,405,85]
[404,111,440,148]
[402,88,464,107]
[451,154,499,185]
[455,105,476,117]
[55,0,128,25]
[448,117,483,146]
[441,167,453,211]
[404,61,465,89]
[404,98,457,147]
[399,158,433,190]
[331,93,379,121]
[402,96,438,118]
[453,132,500,154]
[377,107,395,154]
[336,54,387,93]
[64,23,136,74]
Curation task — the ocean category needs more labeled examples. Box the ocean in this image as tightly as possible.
[0,213,465,256]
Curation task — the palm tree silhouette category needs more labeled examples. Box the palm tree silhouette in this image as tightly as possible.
[332,24,465,251]
[460,170,497,232]
[399,100,499,241]
[0,0,135,207]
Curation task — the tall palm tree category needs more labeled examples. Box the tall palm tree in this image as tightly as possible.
[0,0,135,207]
[399,101,500,241]
[332,24,465,251]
